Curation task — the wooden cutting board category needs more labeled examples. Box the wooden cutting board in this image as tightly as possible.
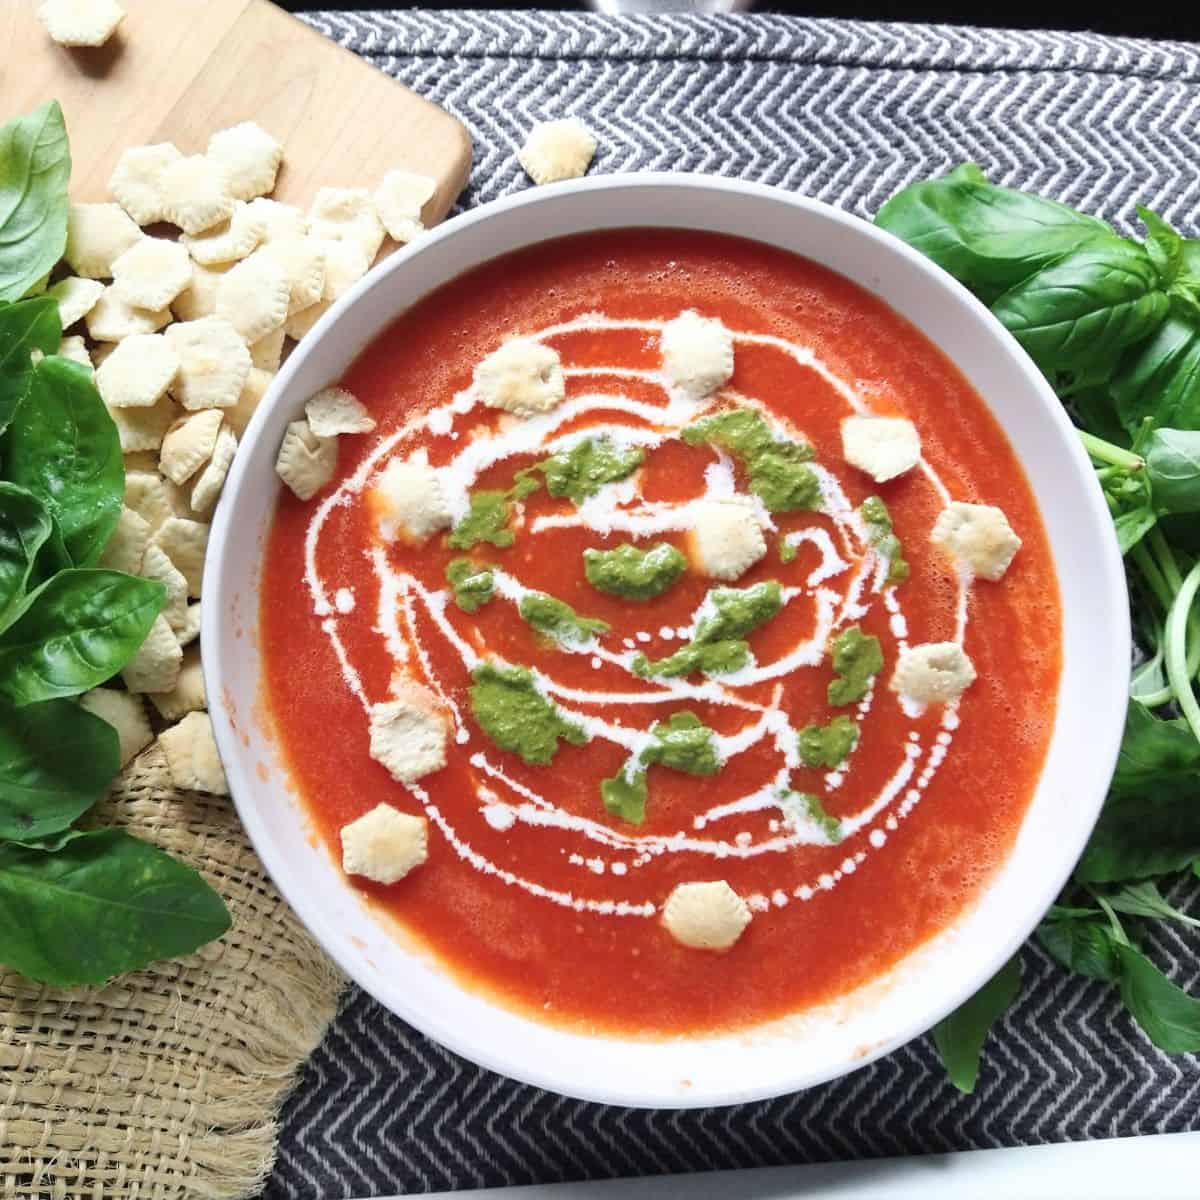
[0,0,472,236]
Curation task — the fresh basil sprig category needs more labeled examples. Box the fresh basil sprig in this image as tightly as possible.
[0,104,230,987]
[879,166,1200,1090]
[0,101,70,305]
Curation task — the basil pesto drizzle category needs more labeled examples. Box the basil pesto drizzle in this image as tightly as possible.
[797,715,860,769]
[533,435,644,504]
[469,662,587,765]
[634,580,783,678]
[446,559,495,612]
[860,496,910,584]
[519,592,610,646]
[827,625,884,705]
[684,409,821,512]
[448,473,541,550]
[601,712,721,825]
[583,542,687,601]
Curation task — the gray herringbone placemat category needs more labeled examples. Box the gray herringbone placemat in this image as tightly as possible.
[266,13,1200,1197]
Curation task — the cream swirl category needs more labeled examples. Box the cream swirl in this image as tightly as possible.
[303,316,969,917]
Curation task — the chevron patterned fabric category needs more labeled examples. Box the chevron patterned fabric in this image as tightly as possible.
[266,12,1200,1197]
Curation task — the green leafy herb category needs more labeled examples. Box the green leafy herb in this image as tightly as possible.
[1139,206,1184,285]
[859,495,909,584]
[469,662,587,765]
[0,569,165,706]
[1036,908,1122,981]
[874,163,1112,301]
[518,591,610,646]
[683,408,820,512]
[534,435,644,504]
[931,955,1023,1094]
[879,165,1200,1090]
[797,716,860,769]
[827,625,884,706]
[1076,703,1200,882]
[0,102,71,304]
[1111,316,1200,433]
[634,580,782,679]
[1143,428,1200,512]
[1116,942,1200,1053]
[0,296,61,435]
[990,240,1170,378]
[0,483,53,629]
[0,697,117,841]
[1106,881,1200,928]
[0,102,230,988]
[7,356,124,565]
[779,537,798,564]
[445,558,495,613]
[601,712,720,825]
[0,829,230,987]
[583,541,686,601]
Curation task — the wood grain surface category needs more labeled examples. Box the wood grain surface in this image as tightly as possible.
[1,0,472,233]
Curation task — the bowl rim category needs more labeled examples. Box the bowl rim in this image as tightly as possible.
[204,171,1129,1107]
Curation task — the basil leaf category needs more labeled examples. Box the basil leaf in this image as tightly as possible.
[1144,428,1200,513]
[1077,778,1200,882]
[0,569,165,705]
[1113,700,1200,790]
[0,483,53,630]
[6,356,123,565]
[931,954,1022,1093]
[1111,316,1200,434]
[1139,206,1183,284]
[1106,881,1200,928]
[0,696,117,840]
[1037,913,1122,981]
[1075,703,1200,882]
[1116,943,1200,1053]
[0,102,71,304]
[0,295,61,435]
[875,165,1111,300]
[991,241,1171,376]
[0,829,230,986]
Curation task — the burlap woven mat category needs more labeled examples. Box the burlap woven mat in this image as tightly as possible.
[0,745,344,1200]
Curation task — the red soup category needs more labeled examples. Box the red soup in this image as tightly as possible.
[261,229,1061,1037]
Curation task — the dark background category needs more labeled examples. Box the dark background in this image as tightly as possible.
[280,2,1196,42]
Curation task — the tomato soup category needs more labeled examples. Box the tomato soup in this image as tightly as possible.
[260,229,1060,1037]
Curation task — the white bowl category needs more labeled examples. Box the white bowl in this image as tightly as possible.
[204,174,1128,1108]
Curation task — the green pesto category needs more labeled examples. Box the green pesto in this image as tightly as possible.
[683,408,820,512]
[601,770,648,824]
[583,541,687,601]
[797,716,860,769]
[827,625,884,706]
[534,436,644,504]
[601,712,721,825]
[509,470,542,501]
[779,537,798,564]
[633,639,751,679]
[518,591,610,646]
[633,580,783,679]
[860,495,910,585]
[469,663,587,765]
[445,559,495,613]
[448,491,514,550]
[448,473,540,550]
[644,711,721,775]
[786,791,843,844]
